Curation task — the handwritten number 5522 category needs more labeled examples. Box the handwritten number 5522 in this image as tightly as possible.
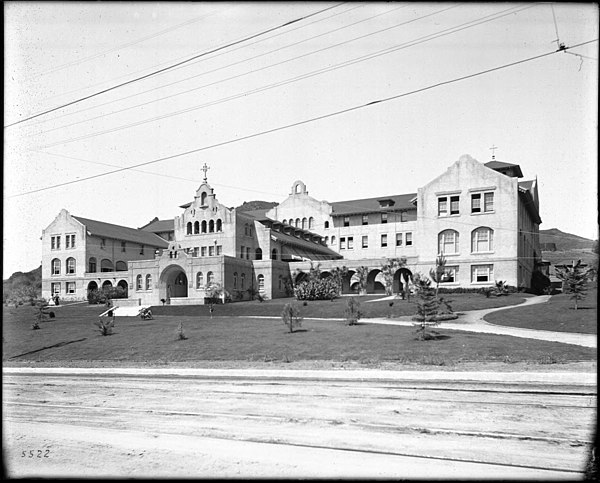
[21,449,50,458]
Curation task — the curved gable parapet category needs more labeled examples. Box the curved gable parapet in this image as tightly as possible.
[290,180,308,196]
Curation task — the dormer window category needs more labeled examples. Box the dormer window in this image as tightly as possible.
[378,199,395,209]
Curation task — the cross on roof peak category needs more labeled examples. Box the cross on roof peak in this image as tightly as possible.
[489,145,498,160]
[201,163,210,182]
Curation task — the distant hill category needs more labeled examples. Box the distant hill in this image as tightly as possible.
[539,228,596,251]
[3,265,42,304]
[236,200,278,212]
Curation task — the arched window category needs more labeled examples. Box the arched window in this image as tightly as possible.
[201,192,207,205]
[194,221,200,234]
[331,236,336,245]
[309,217,314,229]
[63,257,74,274]
[101,259,113,272]
[207,271,214,286]
[438,230,459,255]
[201,220,207,233]
[209,220,215,233]
[324,236,329,245]
[88,257,97,273]
[255,248,263,260]
[52,258,61,275]
[196,272,204,289]
[271,248,278,260]
[257,274,265,293]
[233,272,238,289]
[186,222,192,235]
[302,217,307,229]
[216,219,222,232]
[241,273,246,290]
[115,261,127,271]
[136,274,143,291]
[472,227,494,253]
[145,274,152,290]
[295,218,300,227]
[282,219,287,225]
[324,221,330,229]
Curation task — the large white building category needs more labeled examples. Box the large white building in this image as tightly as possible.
[41,154,542,304]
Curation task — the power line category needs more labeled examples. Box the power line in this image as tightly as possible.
[35,4,532,148]
[30,3,396,129]
[4,2,345,128]
[7,38,596,199]
[35,3,365,108]
[32,8,224,78]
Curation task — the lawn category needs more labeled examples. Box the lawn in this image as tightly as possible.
[484,286,597,334]
[150,292,531,319]
[3,302,595,366]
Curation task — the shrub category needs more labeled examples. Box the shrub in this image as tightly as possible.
[531,270,551,295]
[344,297,362,326]
[32,299,51,329]
[281,302,303,333]
[87,286,127,305]
[555,260,589,310]
[294,277,339,301]
[93,318,114,336]
[176,322,188,340]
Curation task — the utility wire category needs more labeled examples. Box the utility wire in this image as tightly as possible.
[32,9,224,78]
[4,2,344,128]
[36,3,364,107]
[7,38,596,199]
[31,3,396,128]
[36,4,531,148]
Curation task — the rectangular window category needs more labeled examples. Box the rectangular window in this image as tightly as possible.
[209,245,215,256]
[471,193,481,213]
[340,237,346,250]
[450,196,460,215]
[438,197,447,216]
[484,192,494,212]
[216,245,222,256]
[51,282,61,295]
[381,234,388,247]
[246,247,250,259]
[362,214,369,225]
[121,241,126,252]
[347,236,354,250]
[193,247,199,257]
[201,246,207,257]
[51,235,62,250]
[66,281,76,294]
[65,234,74,249]
[343,216,350,227]
[362,235,368,248]
[381,213,388,224]
[139,245,144,255]
[405,232,413,246]
[441,266,458,283]
[395,233,402,246]
[472,264,493,283]
[100,238,106,249]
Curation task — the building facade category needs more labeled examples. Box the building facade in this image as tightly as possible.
[41,154,542,304]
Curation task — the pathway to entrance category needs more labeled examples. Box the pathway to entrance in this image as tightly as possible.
[361,295,596,348]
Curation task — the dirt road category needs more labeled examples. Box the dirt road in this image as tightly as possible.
[3,368,596,479]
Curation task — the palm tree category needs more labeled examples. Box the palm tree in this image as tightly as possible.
[355,266,369,295]
[331,265,348,295]
[429,254,447,298]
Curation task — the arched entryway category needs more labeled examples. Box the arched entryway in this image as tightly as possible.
[342,270,356,294]
[160,265,189,303]
[393,268,413,295]
[367,269,386,294]
[87,281,98,294]
[117,280,128,296]
[102,280,113,289]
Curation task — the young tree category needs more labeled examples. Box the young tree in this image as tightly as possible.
[32,298,51,330]
[412,277,440,340]
[555,260,589,310]
[428,254,447,298]
[355,266,369,295]
[344,297,362,326]
[206,283,228,317]
[281,302,303,333]
[308,262,322,282]
[330,266,349,295]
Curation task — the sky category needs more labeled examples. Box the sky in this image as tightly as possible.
[4,2,598,279]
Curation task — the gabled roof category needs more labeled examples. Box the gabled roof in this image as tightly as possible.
[330,193,417,216]
[518,180,534,191]
[73,216,169,248]
[484,160,524,178]
[242,209,270,219]
[270,231,342,260]
[139,218,174,233]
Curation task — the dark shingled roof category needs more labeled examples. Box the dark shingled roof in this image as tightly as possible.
[269,231,342,259]
[518,180,534,191]
[73,216,169,248]
[140,218,174,233]
[330,193,417,216]
[484,160,524,178]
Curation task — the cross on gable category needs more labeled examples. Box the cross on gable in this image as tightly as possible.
[489,145,498,160]
[201,163,210,181]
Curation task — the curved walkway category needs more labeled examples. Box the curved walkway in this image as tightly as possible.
[362,296,597,348]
